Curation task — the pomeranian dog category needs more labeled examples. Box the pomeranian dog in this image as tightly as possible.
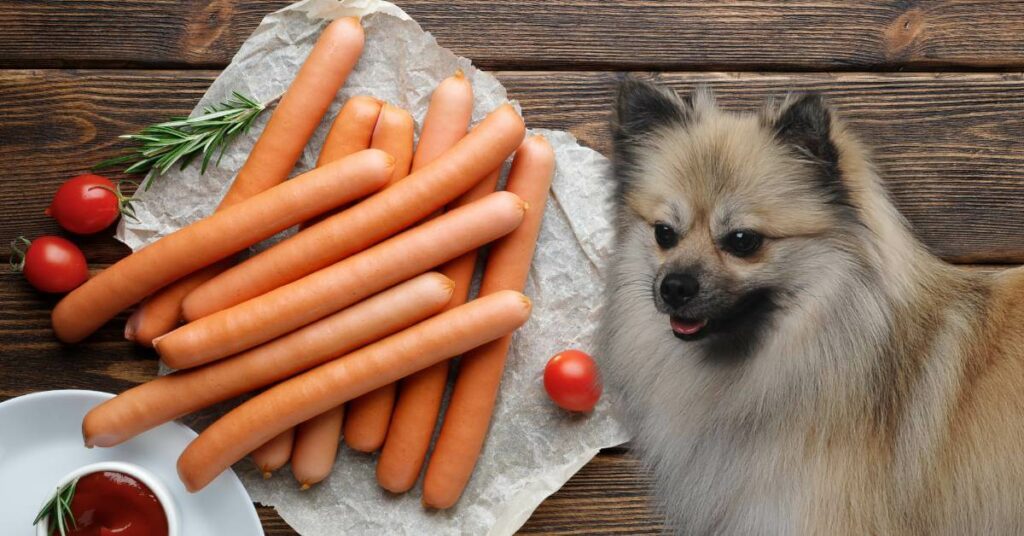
[597,79,1024,534]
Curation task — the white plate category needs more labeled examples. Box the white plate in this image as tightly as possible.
[0,390,264,536]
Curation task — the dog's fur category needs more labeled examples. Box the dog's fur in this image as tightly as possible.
[597,79,1024,534]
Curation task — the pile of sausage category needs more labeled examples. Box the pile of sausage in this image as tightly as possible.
[54,17,554,509]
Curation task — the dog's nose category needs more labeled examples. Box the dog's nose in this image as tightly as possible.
[660,273,699,307]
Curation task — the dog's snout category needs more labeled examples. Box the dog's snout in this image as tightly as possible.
[660,273,700,307]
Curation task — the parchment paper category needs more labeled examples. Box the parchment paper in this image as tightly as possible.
[115,1,630,534]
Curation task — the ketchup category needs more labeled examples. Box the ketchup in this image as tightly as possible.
[57,471,168,536]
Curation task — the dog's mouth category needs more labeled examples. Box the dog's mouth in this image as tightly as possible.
[665,288,779,346]
[670,316,709,340]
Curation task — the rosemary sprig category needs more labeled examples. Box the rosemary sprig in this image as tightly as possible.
[96,92,266,190]
[33,477,79,536]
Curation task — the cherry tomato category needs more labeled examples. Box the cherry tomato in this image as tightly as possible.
[10,236,88,293]
[543,349,602,412]
[45,174,130,235]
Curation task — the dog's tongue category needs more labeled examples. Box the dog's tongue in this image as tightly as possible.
[671,317,708,335]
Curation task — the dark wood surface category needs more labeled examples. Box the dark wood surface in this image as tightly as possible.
[2,1,1024,70]
[3,70,1023,263]
[1,1,1022,534]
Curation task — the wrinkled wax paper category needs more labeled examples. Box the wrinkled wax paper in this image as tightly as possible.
[115,1,630,534]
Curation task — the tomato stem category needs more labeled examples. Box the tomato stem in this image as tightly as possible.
[8,236,30,272]
[90,181,139,222]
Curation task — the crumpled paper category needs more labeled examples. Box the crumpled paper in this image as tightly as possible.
[116,1,630,534]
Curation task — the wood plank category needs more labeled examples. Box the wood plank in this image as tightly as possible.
[0,70,209,264]
[2,70,1022,263]
[404,0,1024,71]
[0,0,291,69]
[250,447,662,535]
[257,506,299,535]
[1,1,1023,70]
[500,71,1024,263]
[519,447,664,534]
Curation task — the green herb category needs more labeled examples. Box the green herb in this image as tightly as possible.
[33,477,79,536]
[96,92,266,190]
[9,236,30,272]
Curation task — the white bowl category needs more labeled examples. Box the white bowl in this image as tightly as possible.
[35,461,179,536]
[0,390,261,535]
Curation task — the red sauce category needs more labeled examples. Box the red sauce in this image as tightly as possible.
[57,471,168,536]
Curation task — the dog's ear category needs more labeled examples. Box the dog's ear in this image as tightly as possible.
[613,79,691,144]
[611,80,693,193]
[772,93,845,203]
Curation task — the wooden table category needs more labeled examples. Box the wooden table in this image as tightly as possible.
[1,1,1022,533]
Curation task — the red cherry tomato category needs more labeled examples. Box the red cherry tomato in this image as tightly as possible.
[543,349,602,412]
[11,236,88,293]
[46,174,129,235]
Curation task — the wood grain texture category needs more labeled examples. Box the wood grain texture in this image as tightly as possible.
[0,0,291,68]
[0,69,210,263]
[2,70,1021,263]
[404,0,1024,71]
[518,447,664,534]
[1,1,1023,70]
[502,70,1024,263]
[257,506,300,535]
[249,447,663,535]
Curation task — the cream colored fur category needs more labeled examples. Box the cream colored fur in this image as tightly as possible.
[598,84,1024,534]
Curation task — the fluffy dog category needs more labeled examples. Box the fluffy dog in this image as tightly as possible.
[596,79,1024,534]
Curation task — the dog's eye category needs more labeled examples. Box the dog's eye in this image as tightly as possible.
[654,223,678,249]
[722,230,763,257]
